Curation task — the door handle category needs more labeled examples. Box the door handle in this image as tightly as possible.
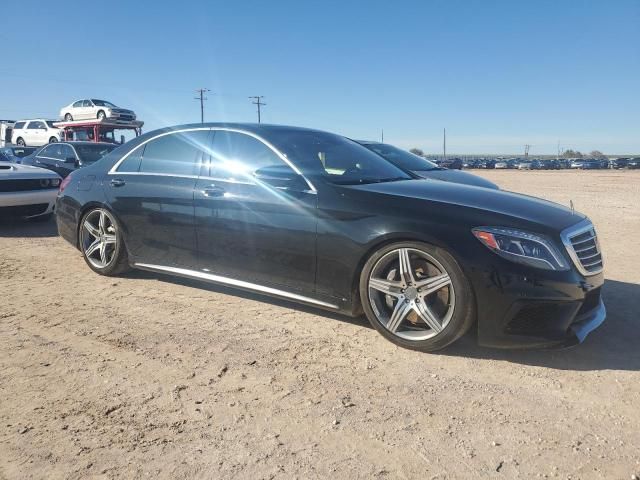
[202,184,225,197]
[110,178,126,187]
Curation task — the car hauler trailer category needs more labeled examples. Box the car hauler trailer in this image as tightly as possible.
[0,120,15,147]
[52,118,143,145]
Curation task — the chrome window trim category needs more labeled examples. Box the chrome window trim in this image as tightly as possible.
[108,126,317,192]
[560,219,603,277]
[134,263,338,309]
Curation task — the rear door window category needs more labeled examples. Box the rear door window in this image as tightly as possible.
[28,121,45,129]
[138,130,210,176]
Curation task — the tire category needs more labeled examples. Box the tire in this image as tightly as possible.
[64,113,73,121]
[16,137,25,146]
[359,241,475,352]
[48,137,58,143]
[97,110,106,120]
[79,207,130,276]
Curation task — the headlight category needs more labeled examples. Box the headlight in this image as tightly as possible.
[472,227,569,271]
[50,178,60,187]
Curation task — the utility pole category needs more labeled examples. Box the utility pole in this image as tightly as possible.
[194,88,210,123]
[524,144,531,158]
[381,129,384,143]
[249,96,266,123]
[443,128,447,161]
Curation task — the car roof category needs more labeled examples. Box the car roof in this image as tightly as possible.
[58,141,115,146]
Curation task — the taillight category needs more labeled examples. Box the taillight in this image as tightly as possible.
[59,175,72,193]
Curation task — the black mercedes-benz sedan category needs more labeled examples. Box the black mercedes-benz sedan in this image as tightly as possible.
[56,123,605,351]
[357,140,498,190]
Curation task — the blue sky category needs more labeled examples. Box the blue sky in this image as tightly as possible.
[1,0,638,153]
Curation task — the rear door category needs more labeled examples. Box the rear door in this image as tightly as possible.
[105,128,212,268]
[26,121,46,145]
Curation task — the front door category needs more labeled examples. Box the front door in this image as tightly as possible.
[194,129,318,293]
[105,129,212,268]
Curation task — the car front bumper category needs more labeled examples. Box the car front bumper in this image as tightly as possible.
[0,189,57,218]
[470,262,606,348]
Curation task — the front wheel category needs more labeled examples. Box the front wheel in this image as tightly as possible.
[359,241,475,352]
[79,208,130,276]
[16,137,25,146]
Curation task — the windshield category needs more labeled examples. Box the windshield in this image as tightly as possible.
[91,99,117,108]
[267,129,412,185]
[361,143,439,171]
[75,144,117,164]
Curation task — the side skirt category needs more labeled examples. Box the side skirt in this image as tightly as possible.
[133,263,340,310]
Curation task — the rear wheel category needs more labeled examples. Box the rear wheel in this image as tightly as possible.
[16,137,25,146]
[79,208,129,276]
[48,137,58,143]
[64,113,73,121]
[97,110,106,120]
[359,241,475,352]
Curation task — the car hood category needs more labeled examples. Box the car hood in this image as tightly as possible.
[414,169,498,190]
[348,179,584,232]
[0,162,61,179]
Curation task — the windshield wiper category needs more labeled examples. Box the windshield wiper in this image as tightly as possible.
[376,176,411,183]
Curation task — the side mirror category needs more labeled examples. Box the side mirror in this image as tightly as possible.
[65,156,77,164]
[254,165,309,191]
[120,135,125,144]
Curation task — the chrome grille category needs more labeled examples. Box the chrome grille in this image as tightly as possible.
[561,220,603,276]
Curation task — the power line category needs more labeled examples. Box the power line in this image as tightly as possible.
[249,96,266,123]
[194,88,210,123]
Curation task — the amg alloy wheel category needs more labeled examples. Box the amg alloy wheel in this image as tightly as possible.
[360,242,474,351]
[79,208,129,275]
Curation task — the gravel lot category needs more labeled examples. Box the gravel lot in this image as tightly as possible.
[1,170,639,479]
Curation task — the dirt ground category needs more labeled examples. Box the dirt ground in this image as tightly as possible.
[1,170,639,479]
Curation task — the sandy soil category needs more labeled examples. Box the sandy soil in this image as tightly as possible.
[1,170,639,479]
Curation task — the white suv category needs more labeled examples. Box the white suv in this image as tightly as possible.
[11,120,63,147]
[59,99,137,122]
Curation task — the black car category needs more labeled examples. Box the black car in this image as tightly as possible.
[581,159,605,170]
[0,146,37,163]
[356,141,498,190]
[610,158,629,169]
[56,123,605,351]
[24,141,117,177]
[438,157,463,170]
[628,158,640,169]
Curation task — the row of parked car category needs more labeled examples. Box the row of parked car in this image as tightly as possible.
[459,157,640,170]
